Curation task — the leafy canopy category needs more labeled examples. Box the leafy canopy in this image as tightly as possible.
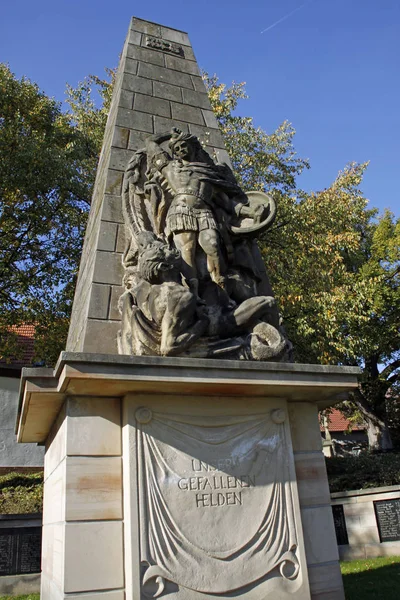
[206,73,399,447]
[0,65,111,364]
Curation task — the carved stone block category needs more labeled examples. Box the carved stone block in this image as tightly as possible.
[123,394,311,600]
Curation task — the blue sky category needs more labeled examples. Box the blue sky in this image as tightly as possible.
[1,0,399,215]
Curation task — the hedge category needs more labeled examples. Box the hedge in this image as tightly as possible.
[326,453,400,493]
[0,472,43,514]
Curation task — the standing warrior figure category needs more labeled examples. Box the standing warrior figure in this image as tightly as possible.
[145,128,263,300]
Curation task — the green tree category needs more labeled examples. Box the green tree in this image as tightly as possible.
[0,64,99,363]
[204,74,309,194]
[206,75,399,450]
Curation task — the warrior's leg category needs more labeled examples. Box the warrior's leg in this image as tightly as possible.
[198,229,226,288]
[173,231,200,297]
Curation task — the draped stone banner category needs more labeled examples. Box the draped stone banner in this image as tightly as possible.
[124,398,310,600]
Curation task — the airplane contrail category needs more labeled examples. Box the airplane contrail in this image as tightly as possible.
[261,0,314,34]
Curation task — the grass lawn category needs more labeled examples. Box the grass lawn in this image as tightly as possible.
[341,555,400,599]
[1,558,400,599]
[0,596,39,600]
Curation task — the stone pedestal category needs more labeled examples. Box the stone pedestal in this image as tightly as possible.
[17,354,359,599]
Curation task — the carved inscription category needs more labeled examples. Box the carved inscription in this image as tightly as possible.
[332,505,348,545]
[0,527,41,576]
[178,459,255,508]
[136,410,302,595]
[145,36,184,56]
[374,498,400,542]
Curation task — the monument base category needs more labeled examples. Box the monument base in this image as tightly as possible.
[17,354,359,600]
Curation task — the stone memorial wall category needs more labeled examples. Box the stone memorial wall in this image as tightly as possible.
[331,484,400,559]
[0,514,42,597]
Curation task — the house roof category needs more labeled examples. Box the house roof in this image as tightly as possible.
[320,408,366,432]
[0,324,35,369]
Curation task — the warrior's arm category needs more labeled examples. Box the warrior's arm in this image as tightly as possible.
[213,189,264,221]
[213,190,249,216]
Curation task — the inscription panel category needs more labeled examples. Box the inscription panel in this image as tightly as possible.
[374,498,400,542]
[332,505,348,546]
[145,36,184,56]
[0,527,41,576]
[130,404,310,599]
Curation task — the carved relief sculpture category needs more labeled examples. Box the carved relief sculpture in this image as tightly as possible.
[118,128,290,360]
[134,406,302,597]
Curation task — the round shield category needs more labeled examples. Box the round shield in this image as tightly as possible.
[230,191,277,238]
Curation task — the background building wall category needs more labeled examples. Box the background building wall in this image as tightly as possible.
[0,375,44,470]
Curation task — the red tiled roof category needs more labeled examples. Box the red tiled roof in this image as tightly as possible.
[320,408,366,432]
[0,324,35,368]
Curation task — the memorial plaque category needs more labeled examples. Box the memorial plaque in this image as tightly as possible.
[125,399,310,600]
[332,505,348,545]
[374,498,400,542]
[0,527,41,576]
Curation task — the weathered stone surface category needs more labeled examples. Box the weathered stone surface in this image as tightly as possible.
[138,62,194,89]
[20,352,357,599]
[93,251,123,285]
[65,457,122,521]
[64,521,124,593]
[97,221,118,251]
[115,108,153,132]
[123,57,138,75]
[0,574,41,598]
[294,453,331,507]
[104,170,123,195]
[122,73,152,94]
[88,283,111,319]
[118,89,134,110]
[127,43,165,66]
[109,148,133,172]
[165,54,200,75]
[82,320,120,353]
[116,224,126,253]
[132,18,161,37]
[101,195,124,224]
[66,397,122,456]
[202,108,219,128]
[182,87,212,109]
[170,102,204,124]
[301,506,340,565]
[153,80,183,102]
[153,115,189,133]
[112,126,129,149]
[188,123,225,148]
[308,563,345,600]
[160,26,190,46]
[134,93,171,117]
[109,285,124,320]
[127,130,150,149]
[128,30,142,46]
[191,75,208,93]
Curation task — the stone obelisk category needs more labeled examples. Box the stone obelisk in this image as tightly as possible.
[16,18,359,600]
[66,18,230,355]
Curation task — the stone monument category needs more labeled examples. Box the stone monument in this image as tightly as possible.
[16,17,360,600]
